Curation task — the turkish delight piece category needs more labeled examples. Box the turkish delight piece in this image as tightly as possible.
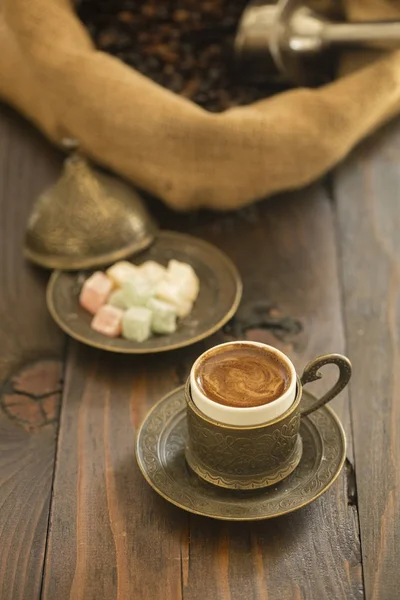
[122,307,152,342]
[139,261,167,286]
[91,305,123,337]
[176,299,193,319]
[147,298,177,334]
[79,271,113,315]
[122,275,154,307]
[155,279,191,317]
[166,260,199,302]
[107,289,128,310]
[106,261,138,288]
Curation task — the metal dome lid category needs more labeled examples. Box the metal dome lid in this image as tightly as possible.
[24,152,157,271]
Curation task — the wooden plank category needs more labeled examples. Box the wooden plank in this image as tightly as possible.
[43,180,363,598]
[335,120,400,600]
[182,187,363,600]
[42,345,186,600]
[0,106,64,600]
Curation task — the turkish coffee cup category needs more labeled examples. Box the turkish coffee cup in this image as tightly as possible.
[185,341,351,490]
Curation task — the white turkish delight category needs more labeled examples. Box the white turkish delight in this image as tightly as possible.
[106,261,138,288]
[166,259,199,302]
[139,261,167,286]
[155,279,192,318]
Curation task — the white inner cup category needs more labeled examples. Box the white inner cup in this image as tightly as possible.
[189,341,297,426]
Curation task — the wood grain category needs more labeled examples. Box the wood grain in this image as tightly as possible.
[42,346,187,600]
[181,187,363,600]
[43,181,363,598]
[335,120,400,600]
[0,106,64,600]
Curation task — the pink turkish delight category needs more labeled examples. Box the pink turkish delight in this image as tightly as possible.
[91,305,123,337]
[79,271,113,315]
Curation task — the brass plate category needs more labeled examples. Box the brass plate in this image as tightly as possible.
[46,231,242,354]
[136,386,346,521]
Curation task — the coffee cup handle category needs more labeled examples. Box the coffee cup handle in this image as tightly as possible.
[299,354,352,417]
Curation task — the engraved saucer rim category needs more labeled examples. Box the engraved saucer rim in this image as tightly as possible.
[136,385,347,521]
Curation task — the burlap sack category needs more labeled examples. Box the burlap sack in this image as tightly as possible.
[1,0,400,211]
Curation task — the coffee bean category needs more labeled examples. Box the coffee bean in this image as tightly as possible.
[78,0,273,112]
[173,9,190,23]
[117,11,135,24]
[141,4,156,18]
[97,29,119,49]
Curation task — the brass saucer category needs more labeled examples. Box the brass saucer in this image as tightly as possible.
[46,231,242,354]
[136,386,346,520]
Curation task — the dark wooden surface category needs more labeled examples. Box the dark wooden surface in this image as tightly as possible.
[0,106,65,600]
[335,123,400,600]
[0,102,398,599]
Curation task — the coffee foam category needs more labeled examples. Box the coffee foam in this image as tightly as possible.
[195,344,291,408]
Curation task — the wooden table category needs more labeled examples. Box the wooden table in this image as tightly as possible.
[1,103,399,600]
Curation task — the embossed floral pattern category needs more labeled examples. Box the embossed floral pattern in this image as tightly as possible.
[136,386,346,520]
[186,407,301,487]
